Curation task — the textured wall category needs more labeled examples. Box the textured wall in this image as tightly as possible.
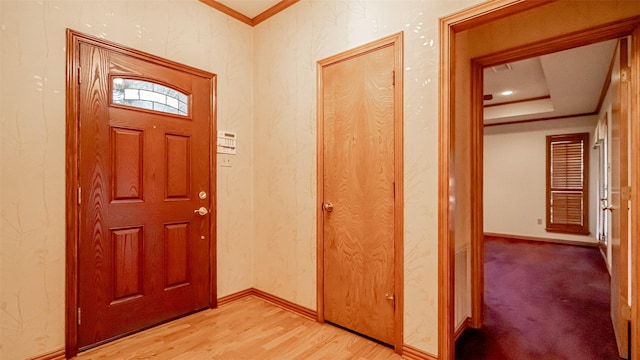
[0,1,254,358]
[0,0,496,358]
[252,0,482,354]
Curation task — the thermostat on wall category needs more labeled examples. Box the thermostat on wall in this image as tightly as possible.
[217,130,237,155]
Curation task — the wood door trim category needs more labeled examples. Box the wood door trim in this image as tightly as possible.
[439,4,640,360]
[618,37,630,307]
[474,16,640,68]
[65,29,217,357]
[446,0,554,33]
[631,24,640,359]
[208,75,218,307]
[316,32,404,352]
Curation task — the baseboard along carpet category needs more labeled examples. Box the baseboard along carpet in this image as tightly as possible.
[456,236,621,360]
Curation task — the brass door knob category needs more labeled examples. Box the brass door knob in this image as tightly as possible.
[323,203,334,213]
[194,207,209,216]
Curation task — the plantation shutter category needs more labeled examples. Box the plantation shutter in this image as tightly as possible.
[546,133,589,234]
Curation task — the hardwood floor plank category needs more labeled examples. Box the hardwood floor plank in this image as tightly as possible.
[75,296,402,359]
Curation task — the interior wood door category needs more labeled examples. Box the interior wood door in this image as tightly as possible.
[77,43,212,349]
[609,37,630,359]
[322,44,396,345]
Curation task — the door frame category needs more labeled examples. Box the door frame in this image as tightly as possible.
[438,3,640,360]
[595,112,609,255]
[65,29,218,357]
[315,32,404,352]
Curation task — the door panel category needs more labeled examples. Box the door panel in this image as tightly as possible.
[112,227,144,302]
[78,43,211,349]
[166,134,191,199]
[111,127,144,201]
[322,44,396,345]
[164,222,190,288]
[609,38,630,359]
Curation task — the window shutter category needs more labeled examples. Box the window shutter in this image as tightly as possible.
[546,133,589,234]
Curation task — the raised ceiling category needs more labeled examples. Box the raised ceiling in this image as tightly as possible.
[483,39,618,126]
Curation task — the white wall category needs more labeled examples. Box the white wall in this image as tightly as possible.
[0,1,254,359]
[484,116,599,243]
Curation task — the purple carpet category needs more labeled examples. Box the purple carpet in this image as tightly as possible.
[455,236,621,360]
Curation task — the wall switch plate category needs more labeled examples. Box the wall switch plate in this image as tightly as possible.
[220,156,232,168]
[537,218,542,225]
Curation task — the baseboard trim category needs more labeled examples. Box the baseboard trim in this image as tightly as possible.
[27,348,66,360]
[401,344,438,360]
[250,288,317,321]
[217,288,255,306]
[484,232,598,248]
[455,317,471,340]
[218,288,317,321]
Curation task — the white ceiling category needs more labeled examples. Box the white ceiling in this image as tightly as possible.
[483,39,618,125]
[216,0,281,18]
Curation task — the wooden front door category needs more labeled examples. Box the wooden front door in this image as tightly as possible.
[609,37,631,359]
[319,35,402,346]
[76,40,213,349]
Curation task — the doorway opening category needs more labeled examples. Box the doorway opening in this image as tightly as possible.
[438,3,640,360]
[458,38,625,359]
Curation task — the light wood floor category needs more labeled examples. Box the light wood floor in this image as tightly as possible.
[74,296,403,359]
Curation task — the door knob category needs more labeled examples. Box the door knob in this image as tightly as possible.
[604,205,614,211]
[323,203,334,213]
[194,207,208,216]
[385,293,394,301]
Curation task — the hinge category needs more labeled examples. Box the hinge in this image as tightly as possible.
[621,66,630,83]
[77,308,81,325]
[77,187,82,205]
[621,186,631,201]
[392,71,395,86]
[77,67,81,84]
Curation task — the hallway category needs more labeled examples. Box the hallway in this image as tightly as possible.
[456,236,620,360]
